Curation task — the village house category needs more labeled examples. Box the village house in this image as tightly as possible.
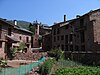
[0,19,33,59]
[0,18,16,59]
[51,9,100,52]
[12,20,32,53]
[42,33,52,51]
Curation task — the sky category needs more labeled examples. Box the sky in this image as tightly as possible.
[0,0,100,25]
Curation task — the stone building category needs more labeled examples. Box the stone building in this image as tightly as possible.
[31,21,52,49]
[42,33,52,51]
[12,23,32,53]
[0,19,33,59]
[0,18,17,59]
[51,9,100,52]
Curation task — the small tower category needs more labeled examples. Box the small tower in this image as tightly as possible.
[33,20,40,48]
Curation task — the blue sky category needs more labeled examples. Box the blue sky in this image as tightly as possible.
[0,0,100,25]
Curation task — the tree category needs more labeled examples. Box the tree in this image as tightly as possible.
[29,23,35,35]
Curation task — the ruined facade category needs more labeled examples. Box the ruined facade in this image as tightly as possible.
[51,9,100,52]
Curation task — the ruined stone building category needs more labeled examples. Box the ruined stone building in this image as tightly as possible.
[51,9,100,52]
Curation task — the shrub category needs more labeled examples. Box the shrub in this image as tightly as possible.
[10,47,18,57]
[0,59,7,67]
[48,48,64,61]
[18,42,27,52]
[39,58,56,75]
[55,67,100,75]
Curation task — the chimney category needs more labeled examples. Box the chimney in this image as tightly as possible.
[64,15,66,22]
[37,24,39,35]
[76,15,80,18]
[14,20,17,25]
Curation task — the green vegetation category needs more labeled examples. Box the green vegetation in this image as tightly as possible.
[7,20,31,30]
[48,48,65,61]
[29,23,35,35]
[10,42,27,58]
[10,47,18,57]
[39,58,56,75]
[18,42,27,52]
[0,58,7,67]
[55,67,100,75]
[57,59,82,67]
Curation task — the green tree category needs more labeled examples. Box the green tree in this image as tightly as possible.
[18,42,27,52]
[29,23,35,35]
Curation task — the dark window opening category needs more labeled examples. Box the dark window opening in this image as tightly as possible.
[26,37,29,43]
[54,36,56,42]
[70,45,73,51]
[57,28,60,34]
[81,45,85,51]
[80,18,84,27]
[65,45,68,51]
[65,25,69,29]
[53,46,56,49]
[80,31,85,43]
[61,45,64,51]
[8,28,11,36]
[53,29,56,35]
[57,45,60,49]
[75,45,79,51]
[57,36,59,40]
[61,35,64,40]
[70,34,73,42]
[19,36,21,40]
[65,35,68,44]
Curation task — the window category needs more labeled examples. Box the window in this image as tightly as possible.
[0,25,2,39]
[65,45,68,51]
[61,35,64,40]
[65,25,69,29]
[57,28,60,34]
[53,46,56,49]
[19,36,22,40]
[61,45,64,51]
[8,28,11,36]
[57,36,59,40]
[26,37,29,43]
[57,45,60,49]
[80,31,85,43]
[69,34,73,42]
[65,35,68,44]
[53,29,56,35]
[70,45,73,51]
[80,18,84,27]
[75,45,79,51]
[54,36,56,42]
[81,45,85,51]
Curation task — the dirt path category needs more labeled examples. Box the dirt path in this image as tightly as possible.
[7,60,38,68]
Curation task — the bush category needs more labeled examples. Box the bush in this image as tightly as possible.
[39,58,56,75]
[48,49,64,61]
[18,42,27,52]
[55,67,100,75]
[0,59,7,67]
[10,47,18,57]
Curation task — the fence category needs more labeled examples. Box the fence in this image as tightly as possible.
[0,56,45,75]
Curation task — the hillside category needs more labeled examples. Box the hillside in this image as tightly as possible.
[7,20,31,30]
